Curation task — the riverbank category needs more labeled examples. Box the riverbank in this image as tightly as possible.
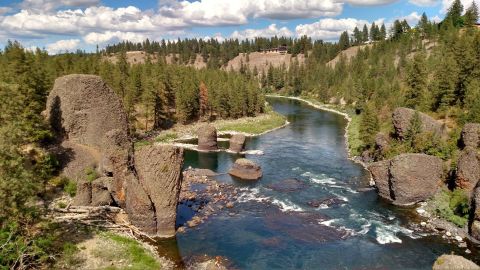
[136,108,288,148]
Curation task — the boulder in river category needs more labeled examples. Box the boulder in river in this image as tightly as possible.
[197,124,218,151]
[369,153,443,205]
[392,107,445,139]
[268,178,306,192]
[228,158,262,180]
[229,134,246,153]
[432,254,479,270]
[461,123,480,148]
[455,147,480,195]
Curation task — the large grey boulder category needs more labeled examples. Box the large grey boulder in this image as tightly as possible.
[455,147,480,195]
[433,254,480,270]
[389,154,443,205]
[368,160,391,202]
[45,74,185,238]
[229,134,246,153]
[470,184,480,240]
[134,145,184,237]
[392,107,444,139]
[461,123,480,148]
[197,124,218,151]
[368,154,443,205]
[229,158,262,180]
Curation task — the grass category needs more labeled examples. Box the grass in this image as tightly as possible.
[134,140,152,148]
[48,176,77,197]
[217,111,286,135]
[154,132,178,143]
[429,189,469,227]
[99,232,160,270]
[85,167,99,182]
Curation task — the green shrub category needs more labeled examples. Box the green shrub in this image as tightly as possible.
[85,167,99,182]
[64,181,77,197]
[430,189,469,227]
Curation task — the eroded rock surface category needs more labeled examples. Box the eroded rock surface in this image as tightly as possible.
[392,107,444,139]
[369,154,443,205]
[433,254,479,270]
[228,158,263,180]
[229,134,246,153]
[197,124,218,151]
[46,74,184,237]
[461,123,480,148]
[455,147,480,195]
[470,184,480,241]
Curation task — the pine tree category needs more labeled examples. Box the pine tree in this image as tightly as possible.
[359,102,380,148]
[435,52,460,111]
[353,27,362,44]
[465,1,479,26]
[362,24,369,42]
[199,81,210,120]
[405,52,428,109]
[338,31,350,50]
[445,0,464,27]
[380,24,387,40]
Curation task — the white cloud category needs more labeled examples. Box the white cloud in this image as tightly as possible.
[84,31,147,45]
[346,0,398,6]
[0,7,12,15]
[397,11,422,26]
[19,0,100,13]
[231,24,293,40]
[46,39,80,54]
[295,18,372,40]
[409,0,439,7]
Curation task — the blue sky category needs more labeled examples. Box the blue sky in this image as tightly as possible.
[0,0,474,53]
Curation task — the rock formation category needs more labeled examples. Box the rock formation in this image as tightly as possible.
[197,124,218,151]
[455,147,480,195]
[229,134,246,153]
[369,154,443,205]
[392,107,445,139]
[228,158,262,180]
[374,133,390,156]
[46,74,184,237]
[470,184,480,241]
[461,123,480,148]
[432,254,479,270]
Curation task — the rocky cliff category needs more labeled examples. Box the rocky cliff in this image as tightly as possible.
[46,74,184,237]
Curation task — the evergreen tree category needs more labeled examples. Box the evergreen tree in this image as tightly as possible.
[359,102,380,148]
[380,24,387,40]
[362,24,369,42]
[435,52,460,111]
[405,52,428,109]
[199,81,210,120]
[445,0,464,27]
[339,31,350,50]
[465,1,479,26]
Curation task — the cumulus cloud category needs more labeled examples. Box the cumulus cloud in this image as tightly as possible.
[346,0,398,6]
[409,0,439,7]
[296,18,372,40]
[19,0,100,13]
[46,38,80,54]
[397,11,423,26]
[231,24,293,40]
[84,31,147,44]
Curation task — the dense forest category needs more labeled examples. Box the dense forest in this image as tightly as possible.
[1,0,479,267]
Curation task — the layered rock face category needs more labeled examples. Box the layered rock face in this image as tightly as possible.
[369,154,443,205]
[392,107,445,139]
[455,147,480,195]
[229,134,246,153]
[470,185,480,241]
[46,74,184,237]
[228,158,263,180]
[197,124,218,151]
[433,254,480,270]
[461,123,480,148]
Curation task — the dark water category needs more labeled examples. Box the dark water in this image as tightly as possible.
[170,97,476,269]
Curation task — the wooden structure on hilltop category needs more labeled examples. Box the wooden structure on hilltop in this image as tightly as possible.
[261,45,288,54]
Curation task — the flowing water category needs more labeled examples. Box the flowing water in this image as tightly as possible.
[165,97,478,269]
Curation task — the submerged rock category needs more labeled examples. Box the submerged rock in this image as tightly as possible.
[228,134,246,153]
[433,254,479,270]
[392,107,445,139]
[197,124,218,151]
[268,178,306,192]
[369,154,443,205]
[307,197,346,208]
[461,123,480,148]
[456,147,480,195]
[228,158,263,180]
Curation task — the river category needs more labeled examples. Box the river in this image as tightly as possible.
[164,97,476,269]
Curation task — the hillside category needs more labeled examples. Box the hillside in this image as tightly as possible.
[326,44,372,68]
[224,52,305,72]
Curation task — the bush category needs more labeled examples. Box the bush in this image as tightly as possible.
[85,167,99,182]
[64,181,77,197]
[430,189,469,227]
